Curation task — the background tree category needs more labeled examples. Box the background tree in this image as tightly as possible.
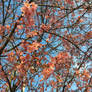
[0,0,92,92]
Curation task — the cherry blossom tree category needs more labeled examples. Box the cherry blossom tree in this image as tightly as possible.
[0,0,92,92]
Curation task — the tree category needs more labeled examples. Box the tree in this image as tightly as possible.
[0,0,92,92]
